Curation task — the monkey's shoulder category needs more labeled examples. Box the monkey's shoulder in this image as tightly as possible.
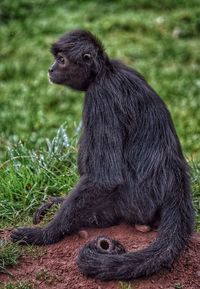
[110,59,146,82]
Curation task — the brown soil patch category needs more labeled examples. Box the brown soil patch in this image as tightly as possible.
[0,224,200,289]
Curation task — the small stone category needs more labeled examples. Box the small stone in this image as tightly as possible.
[135,224,151,233]
[196,270,200,277]
[78,230,89,239]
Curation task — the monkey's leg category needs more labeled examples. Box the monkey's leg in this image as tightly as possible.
[33,196,65,225]
[11,177,116,245]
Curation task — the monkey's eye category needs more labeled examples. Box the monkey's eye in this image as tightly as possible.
[83,53,91,61]
[57,56,65,64]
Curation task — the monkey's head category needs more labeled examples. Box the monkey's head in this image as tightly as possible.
[48,29,106,91]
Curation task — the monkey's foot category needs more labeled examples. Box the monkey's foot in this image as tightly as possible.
[33,196,65,225]
[11,227,47,245]
[135,224,151,233]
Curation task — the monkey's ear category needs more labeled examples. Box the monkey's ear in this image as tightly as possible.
[82,53,92,62]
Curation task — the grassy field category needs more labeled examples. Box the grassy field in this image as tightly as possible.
[0,0,200,285]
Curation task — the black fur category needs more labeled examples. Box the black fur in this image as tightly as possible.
[11,30,194,281]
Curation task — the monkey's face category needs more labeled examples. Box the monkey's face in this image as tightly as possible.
[48,51,95,91]
[48,30,105,91]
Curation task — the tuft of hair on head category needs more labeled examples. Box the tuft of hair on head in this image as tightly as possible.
[51,29,104,58]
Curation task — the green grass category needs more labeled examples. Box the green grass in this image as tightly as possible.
[174,283,184,289]
[119,282,132,289]
[0,241,20,273]
[0,0,200,274]
[0,126,78,225]
[0,238,41,281]
[0,281,34,289]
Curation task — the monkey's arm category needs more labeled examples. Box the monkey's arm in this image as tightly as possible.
[82,88,124,189]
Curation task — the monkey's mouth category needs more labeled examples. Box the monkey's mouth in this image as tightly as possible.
[48,72,54,82]
[48,73,67,85]
[48,73,60,84]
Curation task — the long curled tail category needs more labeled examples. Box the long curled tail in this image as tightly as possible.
[77,200,194,281]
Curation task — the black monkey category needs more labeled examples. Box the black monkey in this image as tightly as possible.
[11,30,194,281]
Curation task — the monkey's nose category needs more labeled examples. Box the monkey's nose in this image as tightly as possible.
[48,68,53,73]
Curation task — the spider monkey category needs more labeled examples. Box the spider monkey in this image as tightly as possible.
[11,29,194,281]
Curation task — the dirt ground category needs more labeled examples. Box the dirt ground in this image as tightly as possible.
[0,224,200,289]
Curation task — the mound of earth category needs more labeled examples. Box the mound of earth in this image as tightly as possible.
[0,224,200,289]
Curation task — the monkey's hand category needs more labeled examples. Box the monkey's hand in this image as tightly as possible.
[11,227,45,245]
[11,226,61,245]
[33,196,65,225]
